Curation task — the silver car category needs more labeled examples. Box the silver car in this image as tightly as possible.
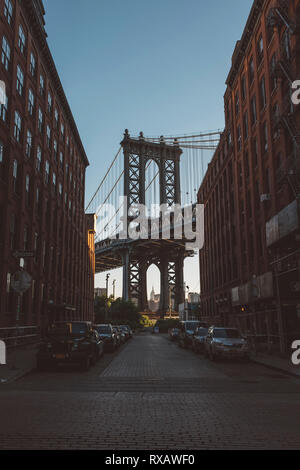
[205,327,250,361]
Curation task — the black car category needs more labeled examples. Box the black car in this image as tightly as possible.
[112,326,123,347]
[191,327,209,353]
[36,321,104,371]
[95,324,117,352]
[119,325,132,340]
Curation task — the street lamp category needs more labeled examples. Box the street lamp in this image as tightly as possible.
[105,273,110,322]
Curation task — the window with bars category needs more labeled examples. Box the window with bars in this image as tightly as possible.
[28,88,34,115]
[47,92,52,114]
[30,52,36,76]
[45,160,50,184]
[39,74,44,96]
[18,25,26,54]
[14,111,21,142]
[1,36,10,71]
[46,125,51,148]
[36,146,42,171]
[26,129,32,157]
[260,76,266,109]
[38,108,43,132]
[16,65,24,95]
[4,0,13,25]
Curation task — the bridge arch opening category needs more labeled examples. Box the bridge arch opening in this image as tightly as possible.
[147,263,161,313]
[145,159,160,219]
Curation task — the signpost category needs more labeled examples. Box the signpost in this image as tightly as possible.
[10,269,32,369]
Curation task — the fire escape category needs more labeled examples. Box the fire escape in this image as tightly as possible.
[269,0,300,200]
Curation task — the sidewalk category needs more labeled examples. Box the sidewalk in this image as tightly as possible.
[0,344,38,384]
[251,352,300,378]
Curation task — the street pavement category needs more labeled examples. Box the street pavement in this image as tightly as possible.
[0,331,300,449]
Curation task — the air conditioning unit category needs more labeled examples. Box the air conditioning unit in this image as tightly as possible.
[260,194,271,202]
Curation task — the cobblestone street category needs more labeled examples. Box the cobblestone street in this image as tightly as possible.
[0,332,300,449]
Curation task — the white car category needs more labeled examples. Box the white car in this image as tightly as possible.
[205,326,250,361]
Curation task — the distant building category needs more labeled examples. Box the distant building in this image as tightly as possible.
[148,286,160,312]
[94,288,106,298]
[188,292,200,304]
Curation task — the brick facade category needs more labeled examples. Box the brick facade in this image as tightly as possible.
[198,0,300,353]
[0,0,95,329]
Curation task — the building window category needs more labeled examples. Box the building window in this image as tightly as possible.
[18,25,26,54]
[39,74,44,96]
[1,36,10,71]
[12,159,17,192]
[46,125,51,148]
[53,172,56,190]
[283,30,291,61]
[61,122,64,137]
[60,151,63,166]
[249,56,254,84]
[36,146,42,171]
[16,65,24,95]
[54,108,58,128]
[30,52,36,76]
[0,140,3,163]
[243,111,248,140]
[47,92,52,114]
[59,182,62,197]
[53,139,57,160]
[38,108,43,133]
[257,34,264,64]
[45,160,50,184]
[260,76,266,109]
[250,95,257,125]
[26,129,32,157]
[0,94,8,121]
[4,0,13,25]
[14,111,21,142]
[262,122,268,152]
[28,88,34,115]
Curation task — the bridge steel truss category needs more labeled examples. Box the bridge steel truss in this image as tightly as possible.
[120,130,185,315]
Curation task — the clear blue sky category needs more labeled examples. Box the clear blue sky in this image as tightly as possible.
[43,0,253,299]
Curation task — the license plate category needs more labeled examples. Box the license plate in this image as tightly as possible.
[54,354,65,359]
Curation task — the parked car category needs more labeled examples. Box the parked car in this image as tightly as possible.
[119,325,132,340]
[204,326,250,361]
[168,327,180,341]
[94,324,117,352]
[112,326,126,346]
[36,321,104,371]
[191,326,209,353]
[178,321,207,349]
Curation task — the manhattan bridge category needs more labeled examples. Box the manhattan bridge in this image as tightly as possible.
[85,130,221,316]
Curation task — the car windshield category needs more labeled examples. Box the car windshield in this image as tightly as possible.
[213,328,241,338]
[196,328,208,336]
[96,326,111,334]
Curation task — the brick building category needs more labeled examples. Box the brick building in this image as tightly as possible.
[198,0,300,353]
[0,0,95,329]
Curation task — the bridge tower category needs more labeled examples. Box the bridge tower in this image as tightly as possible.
[120,130,185,316]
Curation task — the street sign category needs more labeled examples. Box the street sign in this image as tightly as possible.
[13,251,35,258]
[11,271,32,294]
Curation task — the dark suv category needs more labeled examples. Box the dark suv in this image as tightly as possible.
[36,321,103,371]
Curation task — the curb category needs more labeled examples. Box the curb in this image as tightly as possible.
[250,355,300,379]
